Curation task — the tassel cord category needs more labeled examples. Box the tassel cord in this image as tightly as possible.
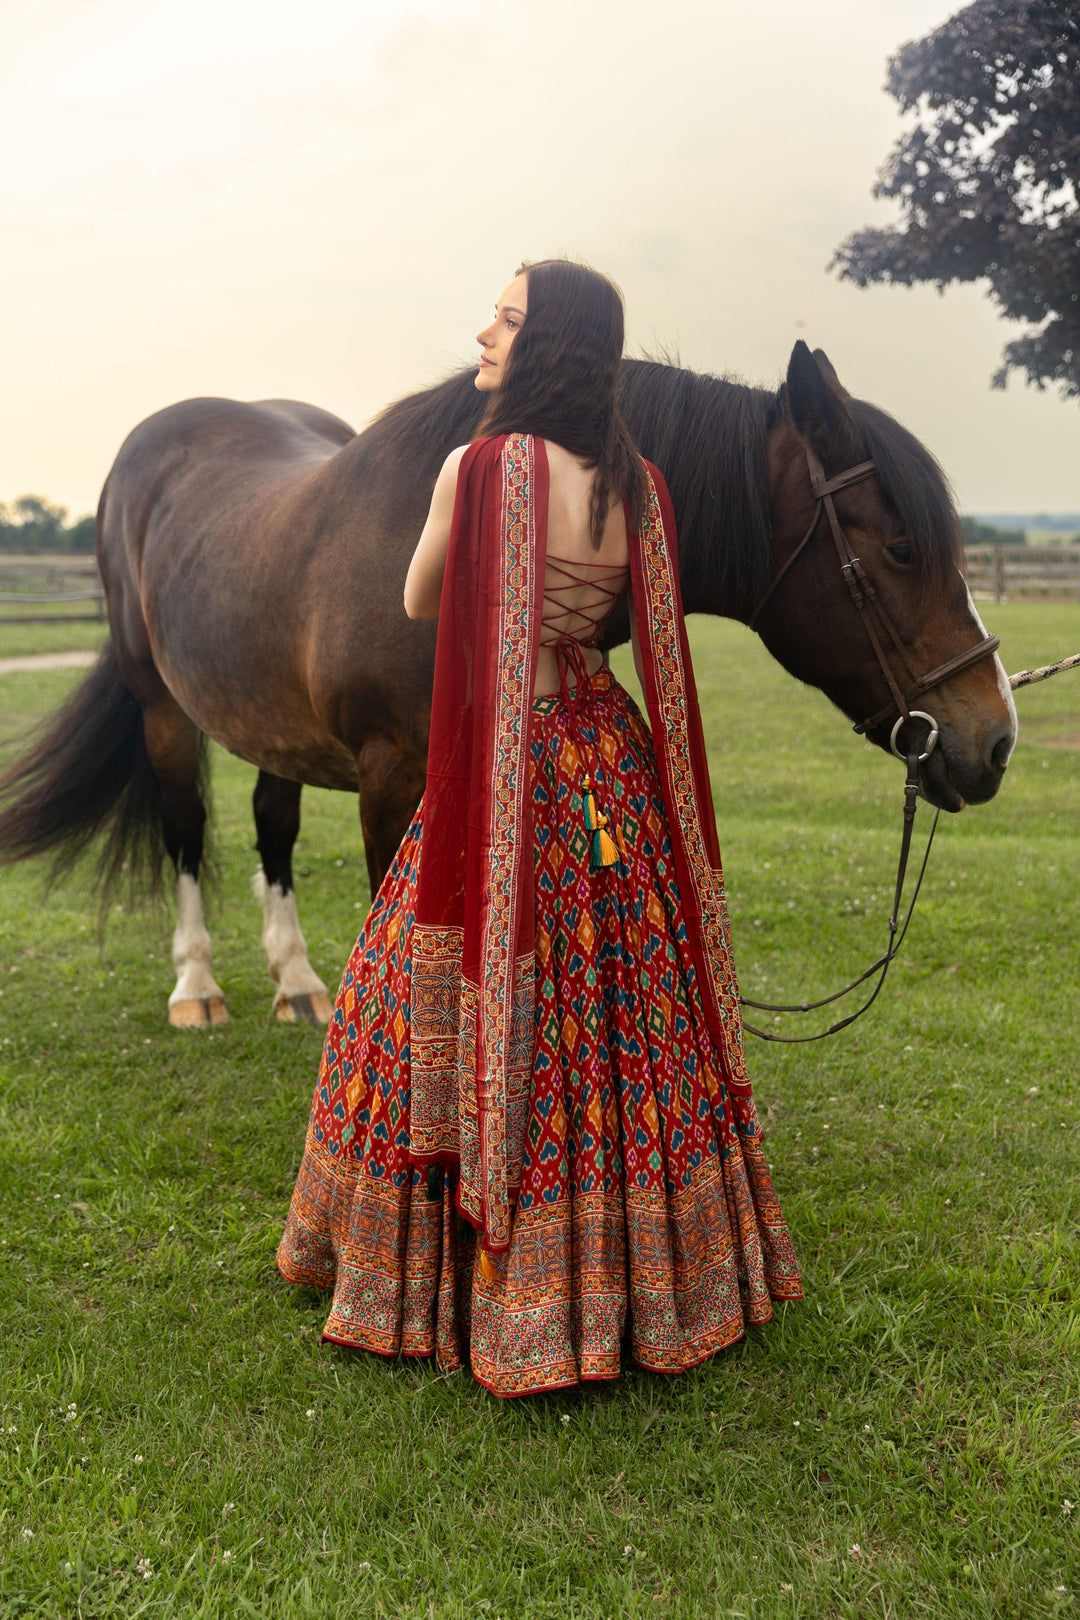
[554,637,622,873]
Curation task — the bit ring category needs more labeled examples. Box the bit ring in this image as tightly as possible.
[890,709,940,763]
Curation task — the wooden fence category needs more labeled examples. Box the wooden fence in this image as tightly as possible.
[963,546,1080,602]
[0,548,1076,625]
[0,559,105,624]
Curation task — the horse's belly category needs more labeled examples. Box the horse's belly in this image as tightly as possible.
[154,658,360,792]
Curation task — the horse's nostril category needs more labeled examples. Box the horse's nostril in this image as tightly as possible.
[990,730,1014,772]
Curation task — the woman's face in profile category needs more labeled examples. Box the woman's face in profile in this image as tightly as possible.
[475,272,527,392]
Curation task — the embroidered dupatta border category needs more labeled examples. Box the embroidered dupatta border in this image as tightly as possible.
[408,434,541,1253]
[475,435,541,1249]
[631,465,750,1093]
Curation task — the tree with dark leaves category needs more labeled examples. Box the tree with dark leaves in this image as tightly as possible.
[833,1,1080,400]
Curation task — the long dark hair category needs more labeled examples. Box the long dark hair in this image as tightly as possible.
[477,259,646,547]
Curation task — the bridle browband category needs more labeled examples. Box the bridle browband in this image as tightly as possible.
[738,444,1001,1042]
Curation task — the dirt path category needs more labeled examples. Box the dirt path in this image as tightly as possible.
[0,650,98,675]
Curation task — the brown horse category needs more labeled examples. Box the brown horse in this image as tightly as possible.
[0,342,1016,1027]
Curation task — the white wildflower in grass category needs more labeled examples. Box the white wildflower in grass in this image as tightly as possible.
[62,1403,78,1422]
[305,1409,316,1422]
[133,1455,144,1464]
[358,1561,372,1572]
[223,1502,236,1515]
[21,1528,34,1541]
[135,1555,153,1580]
[221,1550,233,1565]
[793,1420,800,1428]
[849,1543,861,1559]
[1063,1500,1074,1517]
[863,1424,872,1432]
[560,1414,571,1426]
[623,1545,634,1558]
[780,1583,793,1594]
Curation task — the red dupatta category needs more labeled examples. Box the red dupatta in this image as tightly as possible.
[409,433,749,1254]
[409,434,545,1252]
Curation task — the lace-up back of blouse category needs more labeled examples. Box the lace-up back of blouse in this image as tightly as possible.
[540,551,630,651]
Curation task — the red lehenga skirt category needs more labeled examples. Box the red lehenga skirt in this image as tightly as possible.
[277,667,801,1396]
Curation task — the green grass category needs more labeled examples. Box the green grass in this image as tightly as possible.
[0,604,1078,1618]
[0,621,108,661]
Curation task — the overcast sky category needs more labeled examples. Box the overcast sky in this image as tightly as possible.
[2,0,1077,519]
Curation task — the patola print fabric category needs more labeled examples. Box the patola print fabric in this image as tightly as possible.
[277,436,801,1396]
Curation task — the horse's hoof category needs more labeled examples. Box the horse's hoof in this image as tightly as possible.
[169,997,230,1029]
[274,991,331,1026]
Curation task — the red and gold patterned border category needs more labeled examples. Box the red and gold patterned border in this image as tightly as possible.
[409,923,465,1161]
[476,434,539,1248]
[636,468,749,1087]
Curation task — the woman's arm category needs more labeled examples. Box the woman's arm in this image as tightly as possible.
[629,589,648,702]
[403,445,469,620]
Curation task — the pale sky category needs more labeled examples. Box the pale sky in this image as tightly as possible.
[2,0,1077,519]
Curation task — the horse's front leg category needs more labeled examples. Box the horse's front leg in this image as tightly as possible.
[252,771,331,1025]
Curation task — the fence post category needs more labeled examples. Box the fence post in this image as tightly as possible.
[993,549,1005,603]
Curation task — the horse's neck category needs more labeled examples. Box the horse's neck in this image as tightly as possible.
[629,370,780,626]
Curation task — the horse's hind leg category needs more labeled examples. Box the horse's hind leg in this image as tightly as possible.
[252,771,331,1026]
[141,696,229,1029]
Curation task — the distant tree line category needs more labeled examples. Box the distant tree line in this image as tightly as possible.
[960,517,1026,547]
[960,516,1079,546]
[0,497,95,555]
[2,495,1073,558]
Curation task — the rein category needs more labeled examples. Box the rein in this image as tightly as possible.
[739,444,1001,1043]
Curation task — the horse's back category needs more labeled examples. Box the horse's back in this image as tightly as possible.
[95,394,430,790]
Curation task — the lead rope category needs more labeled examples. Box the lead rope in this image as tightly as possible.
[739,748,938,1042]
[739,650,1080,1041]
[1008,652,1080,689]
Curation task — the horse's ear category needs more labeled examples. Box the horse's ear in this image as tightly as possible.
[784,340,851,439]
[811,348,849,398]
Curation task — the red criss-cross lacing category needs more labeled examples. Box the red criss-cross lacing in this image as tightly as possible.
[540,553,629,872]
[539,551,629,652]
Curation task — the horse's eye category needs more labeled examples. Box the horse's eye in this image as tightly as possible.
[886,542,914,569]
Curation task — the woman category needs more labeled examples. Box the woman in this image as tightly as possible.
[277,260,801,1397]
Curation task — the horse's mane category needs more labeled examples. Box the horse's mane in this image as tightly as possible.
[368,359,960,599]
[367,369,485,479]
[617,359,782,607]
[844,396,962,580]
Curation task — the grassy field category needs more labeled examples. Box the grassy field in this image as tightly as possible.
[0,603,1077,1619]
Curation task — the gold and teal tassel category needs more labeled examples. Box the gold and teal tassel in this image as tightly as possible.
[581,775,598,833]
[591,811,619,869]
[582,774,618,868]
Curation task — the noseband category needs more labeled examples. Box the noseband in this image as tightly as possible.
[748,446,1000,758]
[738,445,1002,1043]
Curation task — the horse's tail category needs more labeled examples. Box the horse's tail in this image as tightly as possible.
[0,642,170,899]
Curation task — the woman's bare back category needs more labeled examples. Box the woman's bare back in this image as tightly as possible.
[535,440,630,696]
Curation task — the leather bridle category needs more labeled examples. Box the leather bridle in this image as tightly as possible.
[749,446,1000,756]
[738,445,1002,1042]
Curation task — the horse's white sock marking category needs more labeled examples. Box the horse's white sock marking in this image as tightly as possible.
[253,870,329,1006]
[965,582,1019,758]
[168,872,225,1007]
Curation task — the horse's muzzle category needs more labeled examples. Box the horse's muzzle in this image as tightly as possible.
[918,719,1013,810]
